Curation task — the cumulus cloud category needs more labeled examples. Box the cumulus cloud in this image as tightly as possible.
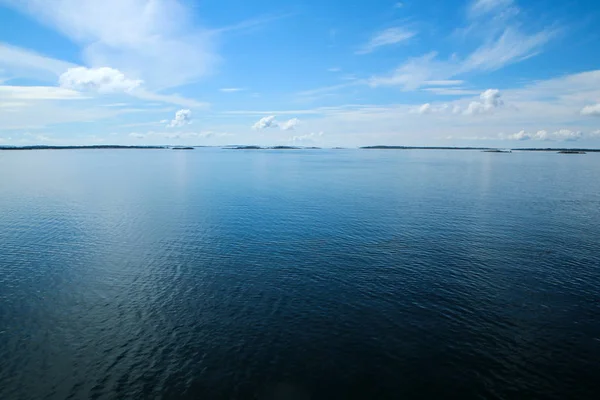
[505,130,533,141]
[252,115,278,130]
[59,67,142,93]
[414,103,432,114]
[280,118,300,130]
[167,109,192,127]
[553,129,583,141]
[581,104,600,116]
[464,89,503,115]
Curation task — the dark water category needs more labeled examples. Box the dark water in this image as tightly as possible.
[1,149,599,399]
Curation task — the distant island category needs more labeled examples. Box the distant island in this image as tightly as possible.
[224,145,322,150]
[516,148,597,153]
[1,145,598,152]
[224,145,262,150]
[0,145,165,150]
[361,146,491,150]
[361,146,600,152]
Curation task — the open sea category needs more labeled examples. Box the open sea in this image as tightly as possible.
[1,148,599,399]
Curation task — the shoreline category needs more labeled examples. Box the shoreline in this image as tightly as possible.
[1,145,599,152]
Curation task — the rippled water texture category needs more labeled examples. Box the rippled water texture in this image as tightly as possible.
[1,149,599,399]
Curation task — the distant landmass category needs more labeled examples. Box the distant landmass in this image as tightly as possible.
[0,145,165,150]
[1,145,598,152]
[224,146,322,150]
[516,148,598,152]
[362,146,600,152]
[361,146,491,150]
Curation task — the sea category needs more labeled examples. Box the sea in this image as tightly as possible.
[1,148,599,399]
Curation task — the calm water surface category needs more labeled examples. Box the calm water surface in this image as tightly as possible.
[1,149,599,399]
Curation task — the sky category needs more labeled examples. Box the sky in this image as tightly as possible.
[0,0,599,147]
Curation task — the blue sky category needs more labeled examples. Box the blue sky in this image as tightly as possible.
[1,0,599,147]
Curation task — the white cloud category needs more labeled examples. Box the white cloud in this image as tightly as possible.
[460,28,556,73]
[167,109,192,127]
[0,85,84,100]
[413,103,432,114]
[2,0,218,89]
[130,89,208,108]
[220,88,245,93]
[252,115,278,129]
[251,116,300,130]
[0,44,207,107]
[464,89,503,115]
[327,67,341,72]
[423,87,481,96]
[371,26,554,90]
[59,67,142,93]
[553,129,583,141]
[0,42,76,81]
[369,52,444,90]
[469,0,514,17]
[129,130,230,140]
[292,132,324,144]
[424,80,465,86]
[356,27,416,54]
[410,89,502,116]
[504,129,583,141]
[581,104,600,116]
[505,130,532,140]
[394,2,404,8]
[369,0,555,91]
[412,103,461,115]
[280,118,300,130]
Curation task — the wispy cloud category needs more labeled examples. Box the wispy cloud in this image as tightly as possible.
[424,80,465,86]
[356,27,416,54]
[0,85,86,100]
[370,25,556,90]
[0,42,75,81]
[423,87,481,96]
[212,13,295,35]
[130,131,228,140]
[220,88,245,93]
[460,27,556,73]
[469,0,515,18]
[292,131,323,144]
[2,0,217,89]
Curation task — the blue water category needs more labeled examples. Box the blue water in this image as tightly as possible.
[1,149,599,399]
